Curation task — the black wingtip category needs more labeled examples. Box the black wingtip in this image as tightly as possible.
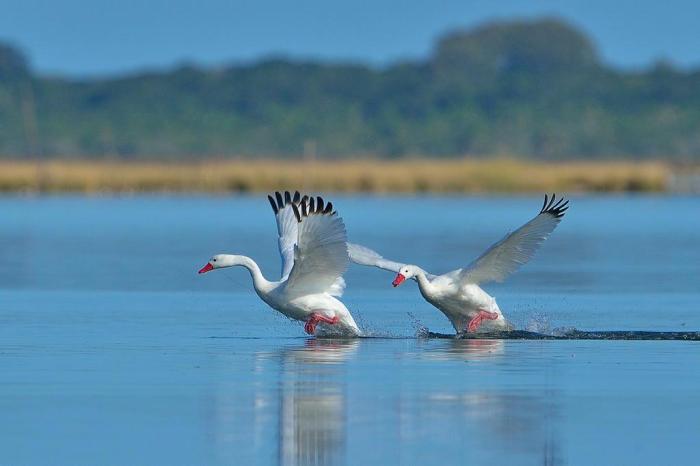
[275,191,283,209]
[283,192,337,220]
[267,195,278,214]
[540,193,569,218]
[291,203,302,223]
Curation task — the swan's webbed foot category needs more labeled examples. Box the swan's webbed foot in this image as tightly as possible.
[304,313,339,335]
[467,310,499,333]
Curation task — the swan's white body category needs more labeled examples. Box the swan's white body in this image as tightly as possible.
[200,192,360,336]
[417,272,507,332]
[349,194,569,333]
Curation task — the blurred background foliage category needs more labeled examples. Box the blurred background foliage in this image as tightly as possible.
[1,18,700,160]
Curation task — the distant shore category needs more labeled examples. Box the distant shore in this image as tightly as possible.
[0,159,682,194]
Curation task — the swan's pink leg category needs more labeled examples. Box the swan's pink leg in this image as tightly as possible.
[467,310,499,333]
[304,313,339,335]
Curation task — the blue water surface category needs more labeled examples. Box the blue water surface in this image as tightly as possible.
[1,195,699,465]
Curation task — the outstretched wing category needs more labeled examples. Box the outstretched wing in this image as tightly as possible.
[348,243,404,273]
[450,194,569,284]
[348,243,437,279]
[267,190,302,279]
[285,196,349,296]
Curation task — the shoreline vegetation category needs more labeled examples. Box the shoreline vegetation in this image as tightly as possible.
[0,159,678,194]
[3,19,700,160]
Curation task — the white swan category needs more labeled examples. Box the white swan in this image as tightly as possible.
[199,191,360,336]
[348,194,569,333]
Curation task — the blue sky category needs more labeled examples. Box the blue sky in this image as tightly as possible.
[0,0,698,76]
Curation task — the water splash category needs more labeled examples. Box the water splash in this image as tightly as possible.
[525,312,552,335]
[407,312,430,338]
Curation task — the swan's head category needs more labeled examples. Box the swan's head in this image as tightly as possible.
[392,265,418,287]
[198,254,228,274]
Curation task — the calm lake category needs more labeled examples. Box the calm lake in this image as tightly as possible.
[2,195,699,465]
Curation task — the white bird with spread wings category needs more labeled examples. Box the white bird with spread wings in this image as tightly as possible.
[199,191,360,336]
[348,194,569,333]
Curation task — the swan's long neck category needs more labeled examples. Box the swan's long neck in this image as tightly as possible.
[413,268,433,296]
[218,255,274,295]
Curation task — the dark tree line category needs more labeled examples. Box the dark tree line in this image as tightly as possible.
[1,18,700,160]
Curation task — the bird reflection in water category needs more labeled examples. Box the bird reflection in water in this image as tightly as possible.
[212,339,357,465]
[278,339,358,466]
[215,338,562,464]
[410,339,563,465]
[420,338,505,361]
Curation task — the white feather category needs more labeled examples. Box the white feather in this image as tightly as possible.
[285,213,349,297]
[273,204,299,279]
[450,208,565,284]
[347,243,404,273]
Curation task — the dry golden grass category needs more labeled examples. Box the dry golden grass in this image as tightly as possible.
[0,158,671,194]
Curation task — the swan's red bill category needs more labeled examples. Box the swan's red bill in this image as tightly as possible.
[198,263,214,274]
[392,273,406,287]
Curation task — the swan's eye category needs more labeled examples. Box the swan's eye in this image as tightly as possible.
[212,259,217,262]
